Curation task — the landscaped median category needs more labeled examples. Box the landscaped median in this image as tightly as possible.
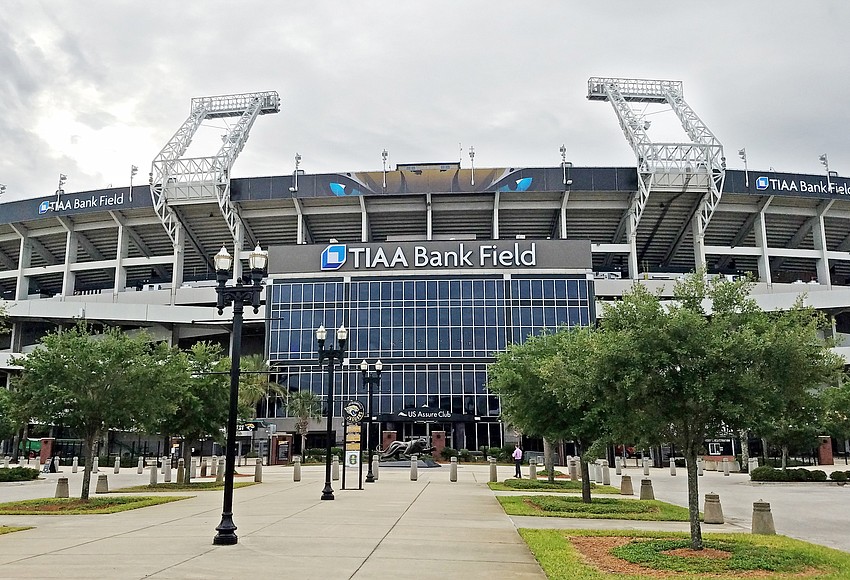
[499,495,694,521]
[519,529,850,579]
[0,496,191,515]
[111,481,258,492]
[0,526,33,535]
[489,479,620,494]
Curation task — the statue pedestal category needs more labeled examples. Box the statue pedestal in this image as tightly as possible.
[379,458,442,468]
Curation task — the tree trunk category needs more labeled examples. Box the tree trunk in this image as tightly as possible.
[781,444,789,470]
[182,439,194,485]
[685,445,703,550]
[301,432,307,462]
[576,440,591,503]
[761,437,769,462]
[543,437,555,484]
[739,430,750,471]
[11,426,22,463]
[81,434,98,500]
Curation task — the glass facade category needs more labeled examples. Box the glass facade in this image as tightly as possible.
[266,274,594,450]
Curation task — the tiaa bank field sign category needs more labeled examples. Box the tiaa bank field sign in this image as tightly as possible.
[269,239,591,274]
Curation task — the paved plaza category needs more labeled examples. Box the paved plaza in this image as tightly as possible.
[0,461,848,579]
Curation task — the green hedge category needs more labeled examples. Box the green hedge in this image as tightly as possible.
[0,467,41,482]
[829,471,850,482]
[750,466,828,482]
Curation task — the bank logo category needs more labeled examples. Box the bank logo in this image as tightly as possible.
[321,244,347,270]
[38,200,51,214]
[756,176,769,190]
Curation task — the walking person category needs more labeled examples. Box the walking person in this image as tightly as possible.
[512,443,523,478]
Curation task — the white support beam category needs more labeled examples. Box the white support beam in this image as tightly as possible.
[766,248,822,259]
[62,228,78,296]
[293,198,313,245]
[592,243,632,253]
[492,191,500,239]
[360,195,369,243]
[754,208,772,285]
[426,193,433,241]
[559,190,570,239]
[813,200,834,287]
[114,224,128,294]
[704,245,763,256]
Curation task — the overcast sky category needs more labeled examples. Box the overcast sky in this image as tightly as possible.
[1,1,848,203]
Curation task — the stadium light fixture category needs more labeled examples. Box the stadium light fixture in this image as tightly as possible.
[0,184,5,199]
[57,173,67,202]
[469,146,475,187]
[738,148,749,187]
[560,144,573,187]
[130,165,138,202]
[819,154,832,192]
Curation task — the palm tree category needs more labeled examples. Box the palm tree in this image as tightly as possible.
[238,354,283,419]
[285,390,323,458]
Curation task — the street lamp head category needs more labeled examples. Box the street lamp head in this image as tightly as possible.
[382,149,388,161]
[316,325,327,343]
[360,359,368,373]
[248,243,268,272]
[214,245,233,273]
[337,324,348,344]
[375,359,383,373]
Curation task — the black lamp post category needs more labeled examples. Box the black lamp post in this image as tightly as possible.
[359,359,383,483]
[212,243,267,546]
[317,323,347,500]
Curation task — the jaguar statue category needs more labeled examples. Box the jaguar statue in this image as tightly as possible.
[377,437,435,461]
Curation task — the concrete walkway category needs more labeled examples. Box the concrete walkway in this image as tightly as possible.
[0,463,545,580]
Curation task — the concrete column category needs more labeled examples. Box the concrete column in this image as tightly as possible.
[61,229,78,296]
[137,457,144,474]
[754,208,772,284]
[620,475,634,495]
[114,457,121,474]
[95,474,109,494]
[813,210,832,287]
[114,224,128,294]
[254,457,263,483]
[450,456,458,482]
[55,477,69,498]
[704,493,724,524]
[171,224,185,303]
[410,454,418,481]
[752,500,776,535]
[15,234,32,300]
[293,456,302,482]
[639,478,655,500]
[149,463,158,485]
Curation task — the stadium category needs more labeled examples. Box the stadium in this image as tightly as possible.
[2,78,850,457]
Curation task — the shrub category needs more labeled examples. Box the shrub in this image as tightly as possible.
[750,466,783,481]
[829,471,847,482]
[0,467,41,482]
[458,449,472,462]
[809,469,827,482]
[440,447,458,460]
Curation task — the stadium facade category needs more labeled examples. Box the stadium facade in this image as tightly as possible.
[2,79,850,453]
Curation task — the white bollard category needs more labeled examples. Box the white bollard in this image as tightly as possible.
[3,456,9,469]
[216,458,225,483]
[254,457,263,483]
[164,459,172,483]
[569,459,578,481]
[150,463,158,485]
[92,457,99,473]
[200,458,208,478]
[489,457,497,483]
[372,455,380,481]
[72,456,79,473]
[748,457,759,473]
[602,460,611,485]
[210,455,218,478]
[670,458,677,476]
[723,457,730,476]
[410,454,418,481]
[293,456,302,482]
[615,456,622,476]
[190,457,198,479]
[589,462,597,483]
[332,456,340,481]
[450,456,458,482]
[529,457,537,480]
[137,457,144,474]
[114,457,121,474]
[642,457,650,476]
[177,458,185,484]
[53,456,61,472]
[697,457,704,476]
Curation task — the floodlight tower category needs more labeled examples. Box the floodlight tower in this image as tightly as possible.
[588,78,725,276]
[150,92,280,280]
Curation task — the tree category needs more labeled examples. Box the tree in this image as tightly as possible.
[12,323,184,499]
[488,328,606,500]
[593,275,842,550]
[823,382,850,459]
[284,389,322,457]
[158,342,229,483]
[238,354,283,420]
[0,387,16,443]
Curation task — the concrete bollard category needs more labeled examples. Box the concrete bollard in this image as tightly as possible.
[642,457,650,476]
[55,477,70,498]
[332,456,340,481]
[748,458,759,473]
[615,456,622,476]
[53,456,61,472]
[72,456,79,473]
[95,474,109,494]
[161,456,167,475]
[200,458,208,478]
[450,456,458,482]
[569,459,578,481]
[114,457,121,474]
[602,460,611,485]
[589,462,597,483]
[92,457,99,473]
[529,457,537,481]
[372,455,380,481]
[639,478,655,500]
[190,458,198,480]
[254,457,263,483]
[149,463,158,485]
[697,458,704,476]
[410,454,418,481]
[293,456,302,482]
[216,458,225,483]
[489,457,497,483]
[620,474,634,495]
[703,493,724,524]
[137,457,144,474]
[3,456,8,469]
[723,457,731,476]
[210,455,218,478]
[752,500,776,535]
[164,459,172,483]
[177,458,185,484]
[670,459,677,476]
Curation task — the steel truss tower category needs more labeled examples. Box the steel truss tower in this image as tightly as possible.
[588,78,725,276]
[150,92,280,276]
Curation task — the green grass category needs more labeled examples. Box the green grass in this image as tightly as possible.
[112,481,258,492]
[0,526,33,535]
[489,479,620,494]
[0,496,191,515]
[499,495,693,521]
[519,529,850,579]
